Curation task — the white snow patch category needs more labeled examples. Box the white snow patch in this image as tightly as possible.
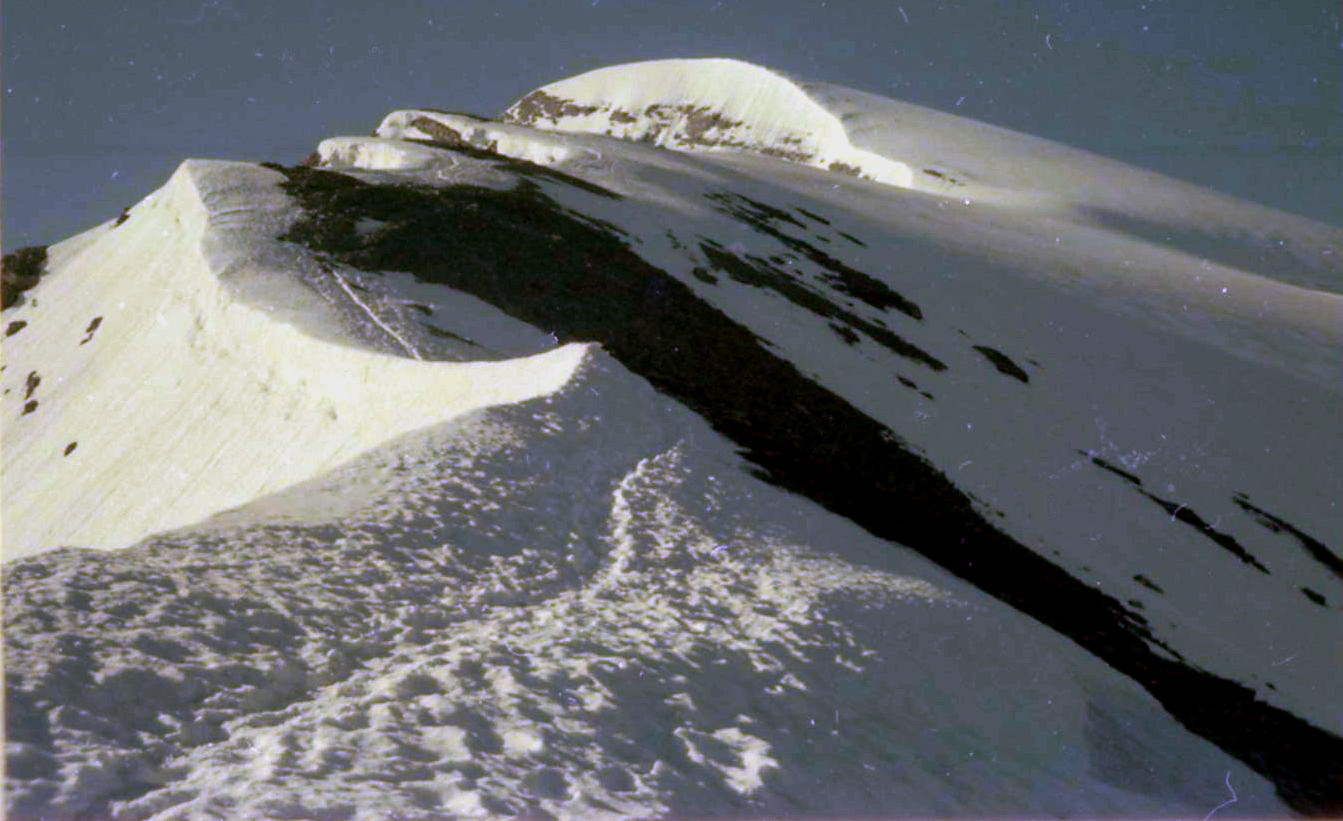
[712,726,779,794]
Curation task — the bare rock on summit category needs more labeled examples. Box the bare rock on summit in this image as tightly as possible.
[2,245,48,309]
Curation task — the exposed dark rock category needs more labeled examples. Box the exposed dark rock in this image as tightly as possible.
[2,246,49,310]
[1233,493,1343,580]
[79,317,103,346]
[828,161,863,177]
[1133,573,1165,593]
[505,90,601,125]
[971,344,1031,383]
[408,116,487,152]
[707,192,923,320]
[1088,455,1271,573]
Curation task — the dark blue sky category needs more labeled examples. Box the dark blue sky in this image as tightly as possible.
[4,0,1341,247]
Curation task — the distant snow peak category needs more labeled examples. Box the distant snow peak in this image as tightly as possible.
[503,57,914,188]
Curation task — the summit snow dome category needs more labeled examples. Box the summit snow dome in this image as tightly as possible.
[504,58,916,187]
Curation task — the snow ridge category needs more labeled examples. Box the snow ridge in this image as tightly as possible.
[0,160,587,558]
[503,58,914,188]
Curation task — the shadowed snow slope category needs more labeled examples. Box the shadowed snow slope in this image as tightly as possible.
[4,58,1343,819]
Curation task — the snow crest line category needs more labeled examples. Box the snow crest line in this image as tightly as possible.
[326,266,422,360]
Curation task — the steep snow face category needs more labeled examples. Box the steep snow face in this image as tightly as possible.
[0,160,587,558]
[503,58,914,188]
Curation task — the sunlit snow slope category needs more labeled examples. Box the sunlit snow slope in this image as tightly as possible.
[5,58,1342,819]
[1,160,586,557]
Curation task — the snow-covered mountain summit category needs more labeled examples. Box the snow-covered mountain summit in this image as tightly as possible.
[503,57,916,187]
[4,58,1342,819]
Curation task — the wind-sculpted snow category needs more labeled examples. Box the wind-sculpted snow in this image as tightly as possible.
[6,58,1343,818]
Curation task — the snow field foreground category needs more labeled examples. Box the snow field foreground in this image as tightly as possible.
[3,353,1286,819]
[1,160,587,559]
